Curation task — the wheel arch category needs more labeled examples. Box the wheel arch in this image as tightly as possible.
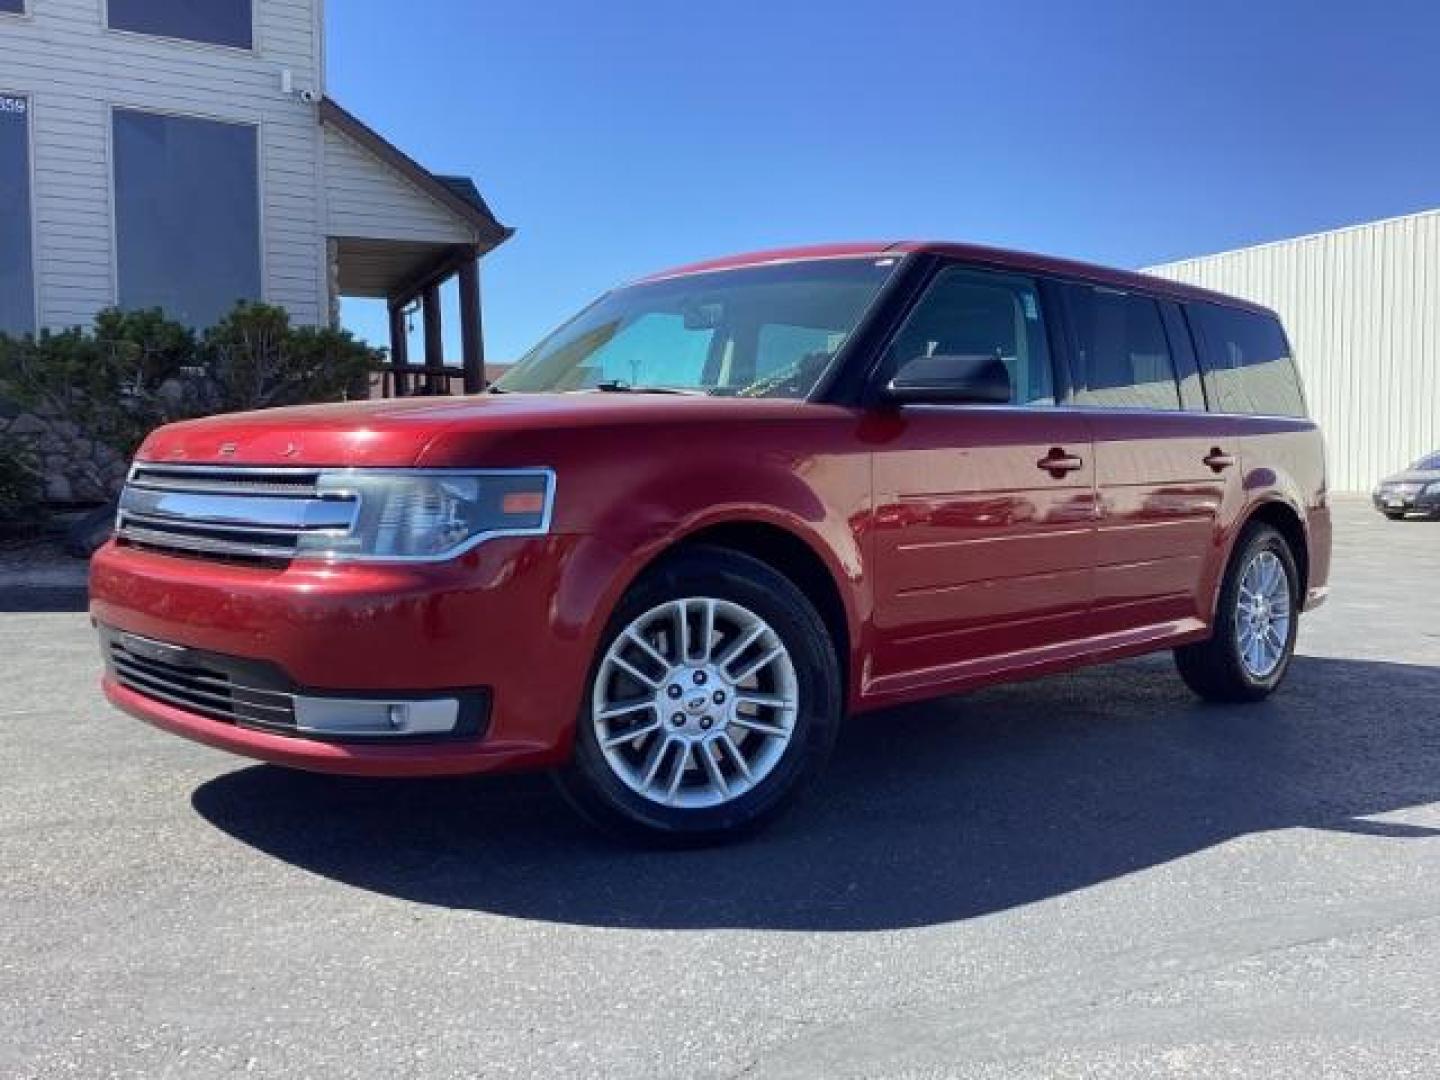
[1234,498,1311,600]
[616,516,858,701]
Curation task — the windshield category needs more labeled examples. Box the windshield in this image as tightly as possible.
[494,257,898,398]
[1413,454,1440,471]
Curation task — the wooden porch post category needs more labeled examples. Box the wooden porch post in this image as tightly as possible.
[422,284,444,394]
[458,254,485,394]
[388,302,410,397]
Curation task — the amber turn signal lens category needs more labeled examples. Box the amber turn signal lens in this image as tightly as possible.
[502,490,547,516]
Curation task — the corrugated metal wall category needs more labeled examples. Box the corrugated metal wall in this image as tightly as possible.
[1146,210,1440,492]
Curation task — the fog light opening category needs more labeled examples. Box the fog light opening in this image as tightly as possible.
[291,696,459,737]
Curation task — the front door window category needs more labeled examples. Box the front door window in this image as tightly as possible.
[883,266,1056,406]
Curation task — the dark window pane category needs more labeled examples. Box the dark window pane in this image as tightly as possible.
[886,266,1055,405]
[114,109,261,329]
[0,0,26,14]
[0,94,34,336]
[1190,304,1306,417]
[109,0,252,48]
[1066,286,1180,410]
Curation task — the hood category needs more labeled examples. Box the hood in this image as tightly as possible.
[1380,469,1440,486]
[135,392,814,468]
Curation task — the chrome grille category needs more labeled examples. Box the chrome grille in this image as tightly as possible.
[116,464,357,563]
[108,635,296,730]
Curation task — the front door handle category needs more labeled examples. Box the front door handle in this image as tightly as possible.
[1037,447,1085,477]
[1203,448,1237,473]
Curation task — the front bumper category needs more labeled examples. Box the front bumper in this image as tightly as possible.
[90,536,595,776]
[1373,489,1440,515]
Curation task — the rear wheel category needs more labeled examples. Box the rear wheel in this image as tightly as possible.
[1175,524,1300,703]
[556,546,842,844]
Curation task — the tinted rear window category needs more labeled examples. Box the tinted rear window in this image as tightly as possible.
[1063,284,1181,410]
[1189,304,1307,417]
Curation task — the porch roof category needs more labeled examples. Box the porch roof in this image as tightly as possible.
[320,97,512,303]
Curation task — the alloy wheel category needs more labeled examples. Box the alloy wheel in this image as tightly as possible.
[1234,549,1292,678]
[591,597,800,809]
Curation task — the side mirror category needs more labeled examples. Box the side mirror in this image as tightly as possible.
[882,353,1012,405]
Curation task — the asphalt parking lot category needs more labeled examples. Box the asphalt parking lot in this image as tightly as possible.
[2,498,1438,1079]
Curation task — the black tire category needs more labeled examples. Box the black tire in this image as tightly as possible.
[1174,523,1300,703]
[555,546,842,845]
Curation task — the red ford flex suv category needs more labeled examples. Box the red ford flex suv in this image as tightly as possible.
[92,242,1331,842]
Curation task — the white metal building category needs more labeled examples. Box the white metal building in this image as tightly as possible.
[1147,210,1440,493]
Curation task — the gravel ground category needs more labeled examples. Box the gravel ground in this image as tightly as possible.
[1,497,1437,1079]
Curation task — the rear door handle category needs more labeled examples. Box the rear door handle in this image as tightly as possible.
[1037,448,1085,477]
[1203,449,1237,473]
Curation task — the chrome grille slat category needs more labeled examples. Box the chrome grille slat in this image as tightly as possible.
[128,475,320,497]
[119,525,299,560]
[130,465,320,496]
[122,512,318,538]
[116,464,357,563]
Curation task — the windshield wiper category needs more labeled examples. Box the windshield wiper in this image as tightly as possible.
[591,380,706,396]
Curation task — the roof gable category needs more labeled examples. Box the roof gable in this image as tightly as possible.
[319,98,511,250]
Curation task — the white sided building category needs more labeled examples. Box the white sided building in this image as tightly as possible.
[1147,210,1440,493]
[0,0,509,393]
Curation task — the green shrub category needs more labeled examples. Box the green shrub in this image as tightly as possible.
[202,303,379,413]
[0,303,384,462]
[0,434,43,525]
[0,303,384,514]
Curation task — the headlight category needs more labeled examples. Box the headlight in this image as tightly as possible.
[298,469,554,561]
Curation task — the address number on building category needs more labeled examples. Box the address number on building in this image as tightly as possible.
[0,96,27,115]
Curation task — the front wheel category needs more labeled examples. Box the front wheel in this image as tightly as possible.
[556,546,842,844]
[1175,524,1300,703]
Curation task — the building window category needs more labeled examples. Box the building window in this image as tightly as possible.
[108,0,253,49]
[0,0,24,14]
[113,109,261,328]
[0,93,35,336]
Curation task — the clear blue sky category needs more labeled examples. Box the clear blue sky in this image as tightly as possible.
[330,0,1440,363]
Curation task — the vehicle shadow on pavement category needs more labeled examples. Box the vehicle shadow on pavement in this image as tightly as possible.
[191,654,1440,931]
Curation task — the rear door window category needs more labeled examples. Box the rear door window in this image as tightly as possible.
[1188,304,1307,417]
[1062,285,1181,410]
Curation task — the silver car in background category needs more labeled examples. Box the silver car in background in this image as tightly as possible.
[1373,453,1440,519]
